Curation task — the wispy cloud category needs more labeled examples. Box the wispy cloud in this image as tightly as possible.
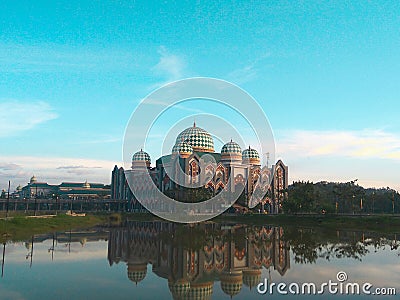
[276,129,400,160]
[56,165,102,170]
[0,43,141,73]
[152,46,185,81]
[227,52,271,84]
[0,100,58,137]
[143,98,204,113]
[0,163,22,171]
[227,64,258,84]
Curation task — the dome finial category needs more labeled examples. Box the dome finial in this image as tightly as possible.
[193,118,196,127]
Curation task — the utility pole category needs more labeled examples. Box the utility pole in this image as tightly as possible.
[30,235,34,268]
[265,152,270,168]
[6,181,10,219]
[372,192,375,214]
[392,192,395,214]
[34,185,38,216]
[1,242,5,277]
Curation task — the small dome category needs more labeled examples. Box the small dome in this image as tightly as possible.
[132,149,151,163]
[127,263,147,284]
[221,140,242,154]
[242,146,260,165]
[30,175,37,184]
[242,147,260,159]
[168,279,190,298]
[83,180,90,189]
[172,141,193,156]
[176,123,214,153]
[181,282,213,300]
[220,271,243,297]
[16,185,22,191]
[243,269,261,290]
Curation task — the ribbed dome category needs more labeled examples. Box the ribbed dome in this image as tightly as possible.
[176,123,214,153]
[221,140,242,154]
[172,141,193,155]
[132,149,151,163]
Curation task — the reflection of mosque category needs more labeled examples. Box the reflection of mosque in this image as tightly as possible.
[107,221,290,299]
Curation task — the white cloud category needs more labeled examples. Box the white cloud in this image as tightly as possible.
[0,156,120,190]
[276,129,400,160]
[275,129,400,191]
[152,46,185,82]
[0,100,58,137]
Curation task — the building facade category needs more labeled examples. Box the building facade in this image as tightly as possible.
[111,123,288,213]
[19,175,110,200]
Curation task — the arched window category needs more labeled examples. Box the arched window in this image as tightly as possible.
[189,160,199,184]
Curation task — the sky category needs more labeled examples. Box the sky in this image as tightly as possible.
[0,1,399,191]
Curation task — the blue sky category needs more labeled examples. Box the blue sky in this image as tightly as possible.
[0,1,399,190]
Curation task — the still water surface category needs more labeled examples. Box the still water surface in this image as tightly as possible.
[1,221,399,299]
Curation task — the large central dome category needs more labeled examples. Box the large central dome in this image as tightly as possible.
[175,122,214,153]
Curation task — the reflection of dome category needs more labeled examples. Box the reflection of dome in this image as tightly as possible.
[127,263,147,285]
[132,149,151,168]
[176,123,214,153]
[243,269,261,290]
[242,147,260,165]
[30,175,37,184]
[180,282,213,300]
[82,180,90,189]
[168,279,190,298]
[79,238,87,246]
[25,242,32,250]
[220,271,243,298]
[172,141,193,158]
[221,140,242,161]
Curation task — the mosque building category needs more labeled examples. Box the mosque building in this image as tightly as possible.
[19,175,110,200]
[111,122,288,213]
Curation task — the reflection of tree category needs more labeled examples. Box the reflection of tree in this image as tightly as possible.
[282,227,400,263]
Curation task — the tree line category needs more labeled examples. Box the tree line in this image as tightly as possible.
[283,180,400,214]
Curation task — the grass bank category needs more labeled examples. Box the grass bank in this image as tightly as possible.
[215,214,400,233]
[0,214,108,242]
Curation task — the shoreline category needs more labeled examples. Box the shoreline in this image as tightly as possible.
[2,212,400,243]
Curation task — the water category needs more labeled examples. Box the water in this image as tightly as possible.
[0,222,399,299]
